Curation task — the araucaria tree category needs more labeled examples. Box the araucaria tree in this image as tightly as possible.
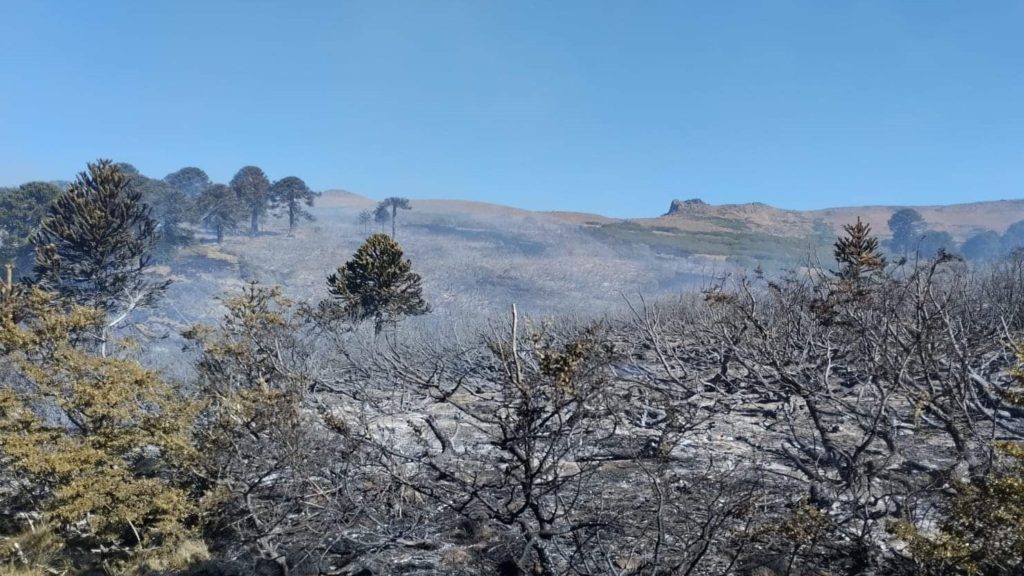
[31,160,168,328]
[833,217,885,281]
[887,207,924,256]
[230,165,271,236]
[325,233,429,332]
[164,166,212,197]
[197,183,243,244]
[356,209,373,233]
[375,196,411,238]
[373,203,390,233]
[126,170,196,256]
[270,176,318,234]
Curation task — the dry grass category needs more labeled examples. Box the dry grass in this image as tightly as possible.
[317,189,376,209]
[0,526,63,576]
[183,244,240,265]
[812,199,1024,240]
[140,538,210,573]
[206,202,719,321]
[0,567,46,576]
[156,193,1024,334]
[440,546,474,569]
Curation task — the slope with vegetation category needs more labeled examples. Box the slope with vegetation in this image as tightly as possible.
[4,161,1024,574]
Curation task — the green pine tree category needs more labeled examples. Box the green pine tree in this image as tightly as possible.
[270,176,319,234]
[31,160,168,335]
[126,169,196,257]
[230,166,271,236]
[325,233,430,333]
[196,183,244,244]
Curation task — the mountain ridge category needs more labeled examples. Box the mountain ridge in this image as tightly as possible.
[319,189,1024,241]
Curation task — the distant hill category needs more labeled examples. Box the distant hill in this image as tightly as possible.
[317,189,376,208]
[314,190,1024,270]
[322,190,1024,243]
[809,200,1024,240]
[136,189,1024,350]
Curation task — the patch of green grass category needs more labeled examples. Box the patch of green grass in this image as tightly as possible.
[586,221,832,266]
[700,216,751,231]
[650,225,680,234]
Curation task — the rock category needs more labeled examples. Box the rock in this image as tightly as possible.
[665,198,707,216]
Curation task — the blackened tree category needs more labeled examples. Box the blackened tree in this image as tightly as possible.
[325,233,429,333]
[230,166,271,236]
[270,176,319,234]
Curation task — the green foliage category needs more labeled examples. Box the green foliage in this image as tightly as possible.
[230,166,271,236]
[270,176,318,233]
[895,462,1024,575]
[196,183,244,243]
[586,220,833,264]
[31,160,168,318]
[0,182,62,272]
[895,346,1024,575]
[184,282,308,393]
[163,167,211,197]
[325,233,429,332]
[0,289,202,574]
[183,283,325,573]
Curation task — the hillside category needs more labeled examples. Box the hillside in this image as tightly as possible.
[146,191,1024,338]
[318,190,1024,241]
[89,188,1024,576]
[576,196,1024,269]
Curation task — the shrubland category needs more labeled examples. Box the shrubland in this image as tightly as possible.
[5,161,1024,574]
[3,197,1024,575]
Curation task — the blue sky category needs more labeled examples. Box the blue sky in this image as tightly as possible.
[1,1,1022,217]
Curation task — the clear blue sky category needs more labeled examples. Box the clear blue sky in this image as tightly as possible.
[1,1,1022,217]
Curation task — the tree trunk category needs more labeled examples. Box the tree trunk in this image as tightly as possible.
[391,205,397,239]
[216,225,224,244]
[250,208,259,236]
[289,202,296,234]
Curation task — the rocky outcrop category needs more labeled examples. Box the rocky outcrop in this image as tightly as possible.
[664,198,707,216]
